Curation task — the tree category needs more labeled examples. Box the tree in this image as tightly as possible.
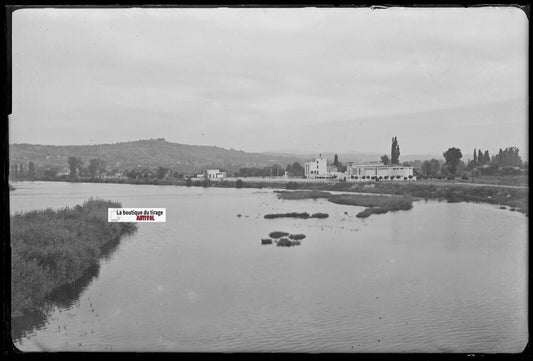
[202,170,211,187]
[333,154,339,167]
[391,137,400,164]
[157,167,170,179]
[68,156,83,177]
[473,148,477,166]
[286,162,304,177]
[28,162,36,179]
[421,160,432,177]
[483,150,490,164]
[429,159,441,177]
[477,149,484,165]
[235,179,243,188]
[88,158,105,178]
[443,147,463,176]
[380,154,390,165]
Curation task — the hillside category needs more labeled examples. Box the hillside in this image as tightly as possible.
[9,139,304,173]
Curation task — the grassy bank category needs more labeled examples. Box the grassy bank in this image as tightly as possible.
[215,179,528,215]
[275,190,414,218]
[327,182,529,215]
[10,199,137,318]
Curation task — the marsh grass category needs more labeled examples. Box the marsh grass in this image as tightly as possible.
[10,199,137,318]
[276,190,414,218]
[264,212,310,219]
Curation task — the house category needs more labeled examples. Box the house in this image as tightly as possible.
[197,169,227,179]
[304,156,330,178]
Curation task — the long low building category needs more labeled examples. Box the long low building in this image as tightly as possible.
[304,156,415,181]
[196,169,227,179]
[344,162,414,181]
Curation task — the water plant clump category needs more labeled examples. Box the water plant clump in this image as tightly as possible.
[264,212,310,219]
[261,238,273,245]
[288,234,306,240]
[269,231,290,238]
[264,212,329,219]
[275,238,301,247]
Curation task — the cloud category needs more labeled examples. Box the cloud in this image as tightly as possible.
[10,7,528,156]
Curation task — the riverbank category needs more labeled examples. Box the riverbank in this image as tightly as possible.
[10,199,137,318]
[20,177,528,215]
[275,190,414,218]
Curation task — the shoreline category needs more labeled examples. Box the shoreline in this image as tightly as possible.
[10,199,137,319]
[12,178,528,215]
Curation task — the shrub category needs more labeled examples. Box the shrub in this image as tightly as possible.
[408,175,413,179]
[185,177,192,187]
[396,176,401,179]
[461,174,468,180]
[286,182,299,190]
[404,177,408,180]
[235,179,244,188]
[261,238,273,245]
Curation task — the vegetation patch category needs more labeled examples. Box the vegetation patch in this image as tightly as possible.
[276,190,413,218]
[261,238,273,245]
[275,238,302,247]
[275,190,331,200]
[356,207,389,218]
[10,199,137,318]
[310,212,329,218]
[264,212,311,219]
[288,234,306,240]
[269,231,290,238]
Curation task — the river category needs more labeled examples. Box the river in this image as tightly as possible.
[10,181,528,352]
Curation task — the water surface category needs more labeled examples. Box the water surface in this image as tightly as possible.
[10,181,528,352]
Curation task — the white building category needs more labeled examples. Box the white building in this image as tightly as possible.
[344,162,415,181]
[304,157,330,178]
[197,169,226,179]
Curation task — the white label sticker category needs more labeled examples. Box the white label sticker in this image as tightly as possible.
[108,208,166,222]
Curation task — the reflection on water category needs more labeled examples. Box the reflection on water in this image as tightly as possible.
[9,181,528,352]
[11,236,125,341]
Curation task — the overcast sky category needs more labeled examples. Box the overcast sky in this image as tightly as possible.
[10,7,528,159]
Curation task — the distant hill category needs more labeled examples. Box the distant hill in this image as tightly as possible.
[9,139,304,174]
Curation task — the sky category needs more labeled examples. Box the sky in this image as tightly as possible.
[10,7,528,159]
